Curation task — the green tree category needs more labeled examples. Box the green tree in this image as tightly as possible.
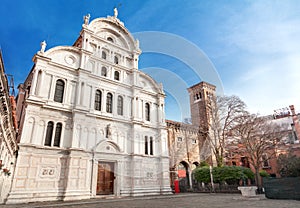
[193,166,210,183]
[194,166,254,185]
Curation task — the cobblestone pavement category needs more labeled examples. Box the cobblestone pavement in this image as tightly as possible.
[0,193,299,208]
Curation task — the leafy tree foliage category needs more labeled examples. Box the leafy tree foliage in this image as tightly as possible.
[199,161,209,167]
[193,166,211,183]
[193,166,254,185]
[259,170,270,178]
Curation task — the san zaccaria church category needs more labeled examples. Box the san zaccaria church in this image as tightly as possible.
[7,10,171,203]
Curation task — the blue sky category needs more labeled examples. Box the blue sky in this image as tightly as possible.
[1,0,300,121]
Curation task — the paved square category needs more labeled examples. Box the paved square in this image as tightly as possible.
[0,193,299,208]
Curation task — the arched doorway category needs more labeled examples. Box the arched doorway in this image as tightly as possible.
[177,161,190,192]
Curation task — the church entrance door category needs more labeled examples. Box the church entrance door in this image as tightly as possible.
[96,162,115,195]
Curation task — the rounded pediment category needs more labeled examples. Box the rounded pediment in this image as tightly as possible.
[139,71,164,94]
[41,46,80,68]
[88,17,137,51]
[94,140,121,153]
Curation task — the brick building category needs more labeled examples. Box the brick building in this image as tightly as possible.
[167,81,216,190]
[225,105,300,177]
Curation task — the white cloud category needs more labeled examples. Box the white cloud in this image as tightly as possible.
[231,53,300,115]
[221,1,300,115]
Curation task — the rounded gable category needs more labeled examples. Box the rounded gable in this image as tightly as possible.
[88,17,137,51]
[42,46,80,69]
[139,71,164,95]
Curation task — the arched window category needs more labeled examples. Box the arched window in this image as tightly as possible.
[44,121,54,146]
[35,70,42,96]
[106,93,113,113]
[117,95,123,115]
[145,136,148,155]
[53,123,62,147]
[150,136,153,155]
[114,56,119,64]
[102,51,107,59]
[54,79,65,103]
[145,103,150,121]
[101,67,107,77]
[107,37,114,42]
[95,90,102,111]
[114,71,120,81]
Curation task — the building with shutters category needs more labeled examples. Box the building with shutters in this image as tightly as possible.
[7,10,171,204]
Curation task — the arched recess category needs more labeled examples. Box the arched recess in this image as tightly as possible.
[93,140,121,154]
[88,18,137,51]
[177,161,190,192]
[192,161,199,170]
[25,117,35,143]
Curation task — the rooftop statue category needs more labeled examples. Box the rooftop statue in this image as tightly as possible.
[40,40,46,53]
[83,14,90,25]
[114,7,118,18]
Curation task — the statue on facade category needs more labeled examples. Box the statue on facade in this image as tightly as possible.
[106,124,112,139]
[40,40,46,53]
[83,14,90,25]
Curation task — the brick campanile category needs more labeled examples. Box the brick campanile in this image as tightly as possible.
[187,81,216,128]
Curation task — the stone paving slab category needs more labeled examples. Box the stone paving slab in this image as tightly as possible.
[0,193,299,208]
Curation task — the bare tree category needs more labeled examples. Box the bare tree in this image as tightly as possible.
[232,114,285,192]
[203,95,247,167]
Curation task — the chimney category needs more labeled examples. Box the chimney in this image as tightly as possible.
[289,105,295,116]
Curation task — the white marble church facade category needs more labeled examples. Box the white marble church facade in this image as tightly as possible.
[7,11,171,204]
